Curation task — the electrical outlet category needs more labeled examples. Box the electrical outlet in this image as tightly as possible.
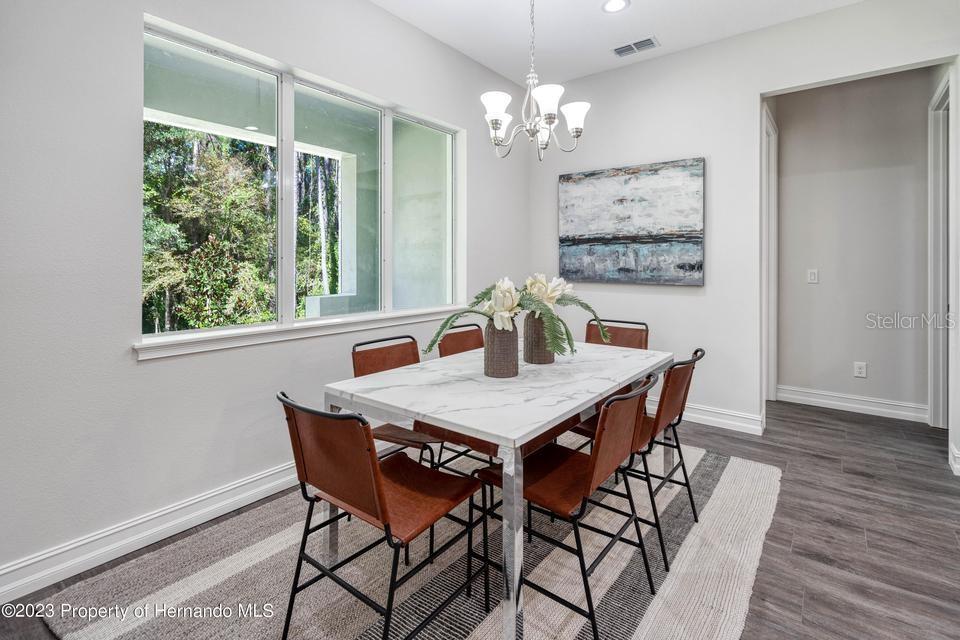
[854,362,867,378]
[807,269,819,284]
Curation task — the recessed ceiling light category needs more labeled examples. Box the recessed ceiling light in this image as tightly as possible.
[244,125,259,131]
[602,0,630,13]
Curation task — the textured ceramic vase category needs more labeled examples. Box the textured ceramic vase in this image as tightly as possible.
[523,313,555,364]
[484,320,519,378]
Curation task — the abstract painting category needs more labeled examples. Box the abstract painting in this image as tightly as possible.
[558,157,704,286]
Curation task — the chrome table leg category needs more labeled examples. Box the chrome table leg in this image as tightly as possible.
[498,444,524,640]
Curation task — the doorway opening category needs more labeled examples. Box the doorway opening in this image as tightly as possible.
[761,64,955,437]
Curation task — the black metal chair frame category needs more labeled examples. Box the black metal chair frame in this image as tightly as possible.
[278,396,490,640]
[620,348,706,572]
[471,382,658,640]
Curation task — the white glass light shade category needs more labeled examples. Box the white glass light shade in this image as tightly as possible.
[531,84,564,118]
[480,91,512,117]
[560,101,591,133]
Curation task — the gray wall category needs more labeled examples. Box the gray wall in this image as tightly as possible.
[0,0,530,600]
[777,67,933,404]
[525,0,960,434]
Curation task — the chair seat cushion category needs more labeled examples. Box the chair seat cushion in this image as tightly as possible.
[570,413,598,439]
[372,423,443,448]
[475,443,591,518]
[377,453,481,543]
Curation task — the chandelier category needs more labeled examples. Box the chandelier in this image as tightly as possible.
[480,0,590,161]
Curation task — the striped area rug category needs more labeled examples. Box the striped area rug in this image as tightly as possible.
[42,438,780,640]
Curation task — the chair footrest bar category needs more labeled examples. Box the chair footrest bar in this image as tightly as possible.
[585,497,634,519]
[299,553,386,615]
[586,517,634,576]
[523,578,591,619]
[596,485,630,500]
[307,506,351,534]
[652,439,679,449]
[525,524,579,555]
[329,537,388,573]
[575,520,642,550]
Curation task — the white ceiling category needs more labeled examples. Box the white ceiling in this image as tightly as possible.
[369,0,863,84]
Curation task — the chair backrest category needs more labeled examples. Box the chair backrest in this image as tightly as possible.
[648,348,705,437]
[352,335,420,377]
[277,392,389,529]
[585,375,658,496]
[438,323,484,357]
[586,318,649,350]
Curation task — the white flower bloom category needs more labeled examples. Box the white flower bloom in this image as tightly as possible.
[525,273,549,302]
[484,277,520,331]
[545,276,574,305]
[524,273,574,315]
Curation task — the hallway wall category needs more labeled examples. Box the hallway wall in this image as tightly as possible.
[776,68,934,413]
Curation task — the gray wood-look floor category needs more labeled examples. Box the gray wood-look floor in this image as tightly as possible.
[3,401,958,640]
[681,401,960,640]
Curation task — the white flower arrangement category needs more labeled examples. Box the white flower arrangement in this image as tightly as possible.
[425,274,610,356]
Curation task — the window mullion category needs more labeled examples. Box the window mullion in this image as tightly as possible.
[381,109,394,313]
[277,72,297,325]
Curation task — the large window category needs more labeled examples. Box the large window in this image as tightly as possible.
[142,34,278,334]
[141,31,457,338]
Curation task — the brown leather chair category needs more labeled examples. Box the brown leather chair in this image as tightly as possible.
[277,392,487,640]
[570,318,651,443]
[351,335,445,465]
[473,375,659,640]
[586,317,649,349]
[437,323,484,357]
[622,348,706,572]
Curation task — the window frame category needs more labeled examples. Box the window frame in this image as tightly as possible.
[136,24,464,360]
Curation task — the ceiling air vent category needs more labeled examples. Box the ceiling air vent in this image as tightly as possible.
[613,37,659,57]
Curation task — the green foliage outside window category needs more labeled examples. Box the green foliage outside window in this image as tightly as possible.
[142,121,342,333]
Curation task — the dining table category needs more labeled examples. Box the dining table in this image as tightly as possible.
[323,340,674,639]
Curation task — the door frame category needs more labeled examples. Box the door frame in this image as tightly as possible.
[760,101,779,412]
[928,71,951,429]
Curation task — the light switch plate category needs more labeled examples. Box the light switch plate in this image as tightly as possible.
[807,269,819,284]
[854,361,867,378]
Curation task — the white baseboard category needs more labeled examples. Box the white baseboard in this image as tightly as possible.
[950,443,960,476]
[648,397,764,436]
[776,385,929,423]
[0,462,297,604]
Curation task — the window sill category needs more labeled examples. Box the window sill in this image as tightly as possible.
[133,305,465,361]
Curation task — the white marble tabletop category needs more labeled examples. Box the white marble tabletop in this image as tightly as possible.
[324,342,673,449]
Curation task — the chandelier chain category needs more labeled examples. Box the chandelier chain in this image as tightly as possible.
[529,0,536,75]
